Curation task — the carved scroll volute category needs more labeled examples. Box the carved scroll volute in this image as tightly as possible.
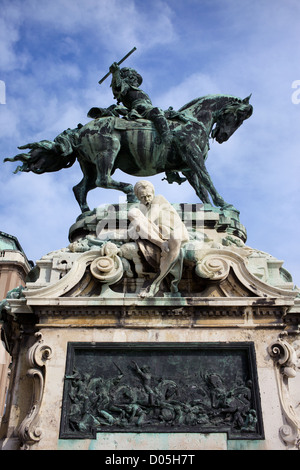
[90,242,124,285]
[195,254,230,281]
[18,332,52,450]
[268,338,300,448]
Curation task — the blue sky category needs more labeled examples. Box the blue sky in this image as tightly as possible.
[0,0,299,287]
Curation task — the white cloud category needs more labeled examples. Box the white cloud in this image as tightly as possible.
[6,0,177,55]
[0,9,27,71]
[155,72,222,110]
[0,107,20,139]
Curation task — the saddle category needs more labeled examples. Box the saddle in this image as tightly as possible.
[87,105,190,128]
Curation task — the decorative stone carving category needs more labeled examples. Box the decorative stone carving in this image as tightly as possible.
[0,286,25,317]
[127,180,189,298]
[22,187,298,301]
[18,332,52,449]
[268,338,300,448]
[90,242,123,285]
[194,254,230,281]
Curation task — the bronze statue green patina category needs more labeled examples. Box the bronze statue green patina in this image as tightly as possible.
[4,96,252,213]
[109,62,172,144]
[4,55,253,213]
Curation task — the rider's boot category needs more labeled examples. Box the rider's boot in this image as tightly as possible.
[151,113,173,145]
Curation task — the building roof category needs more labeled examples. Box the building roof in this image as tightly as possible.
[0,231,26,254]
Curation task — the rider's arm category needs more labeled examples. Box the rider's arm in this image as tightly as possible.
[110,63,127,102]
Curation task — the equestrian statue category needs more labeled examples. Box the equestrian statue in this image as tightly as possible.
[4,49,253,213]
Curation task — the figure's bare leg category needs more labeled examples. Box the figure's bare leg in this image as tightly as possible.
[128,210,167,250]
[169,254,184,293]
[140,237,181,298]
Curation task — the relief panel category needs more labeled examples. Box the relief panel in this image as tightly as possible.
[59,342,264,440]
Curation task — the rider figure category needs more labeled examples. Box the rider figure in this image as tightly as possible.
[109,62,172,144]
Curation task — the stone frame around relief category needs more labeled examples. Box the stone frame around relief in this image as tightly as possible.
[59,342,264,440]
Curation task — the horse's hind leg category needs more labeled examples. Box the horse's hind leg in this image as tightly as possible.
[73,160,97,212]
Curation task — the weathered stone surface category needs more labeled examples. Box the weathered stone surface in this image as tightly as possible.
[0,197,299,450]
[24,200,296,302]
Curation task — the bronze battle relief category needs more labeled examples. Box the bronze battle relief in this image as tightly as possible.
[59,342,264,440]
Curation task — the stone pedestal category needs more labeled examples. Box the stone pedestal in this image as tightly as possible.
[0,204,299,451]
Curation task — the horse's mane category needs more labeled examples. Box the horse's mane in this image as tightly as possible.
[178,94,243,113]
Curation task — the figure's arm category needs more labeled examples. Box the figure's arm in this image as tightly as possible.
[110,62,125,102]
[132,361,141,374]
[98,47,136,84]
[128,207,168,251]
[110,62,121,80]
[147,196,171,224]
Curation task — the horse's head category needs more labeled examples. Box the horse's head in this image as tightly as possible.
[211,95,253,143]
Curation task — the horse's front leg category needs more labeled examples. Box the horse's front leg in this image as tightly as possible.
[182,169,211,205]
[180,144,234,209]
[197,161,235,209]
[94,137,136,201]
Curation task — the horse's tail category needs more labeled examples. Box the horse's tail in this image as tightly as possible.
[4,139,76,174]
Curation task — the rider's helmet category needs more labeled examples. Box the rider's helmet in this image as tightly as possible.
[120,67,143,87]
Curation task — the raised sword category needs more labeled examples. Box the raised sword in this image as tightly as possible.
[98,46,137,84]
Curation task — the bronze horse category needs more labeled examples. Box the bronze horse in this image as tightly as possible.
[4,94,252,213]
